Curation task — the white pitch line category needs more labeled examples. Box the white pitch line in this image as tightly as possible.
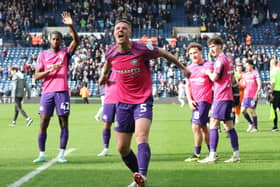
[7,148,76,187]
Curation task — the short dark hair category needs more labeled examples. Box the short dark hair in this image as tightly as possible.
[187,42,202,52]
[50,31,63,39]
[247,59,254,65]
[207,36,224,46]
[115,19,132,28]
[11,67,18,72]
[82,82,88,87]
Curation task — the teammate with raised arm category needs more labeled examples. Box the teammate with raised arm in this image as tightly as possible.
[184,42,213,162]
[33,12,79,163]
[99,19,190,187]
[198,36,240,163]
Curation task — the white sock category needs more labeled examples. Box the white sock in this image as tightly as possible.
[209,151,216,159]
[233,150,240,157]
[39,151,45,157]
[58,149,65,158]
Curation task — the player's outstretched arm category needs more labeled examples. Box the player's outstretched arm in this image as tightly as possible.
[61,12,79,53]
[158,48,190,78]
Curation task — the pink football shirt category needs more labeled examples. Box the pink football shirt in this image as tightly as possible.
[244,70,260,98]
[106,41,159,104]
[213,54,234,101]
[187,61,213,103]
[36,47,71,94]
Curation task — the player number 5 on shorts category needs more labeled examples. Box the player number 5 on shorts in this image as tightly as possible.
[140,104,147,113]
[60,102,70,111]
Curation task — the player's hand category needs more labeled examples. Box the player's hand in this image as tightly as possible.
[269,94,274,102]
[205,69,211,75]
[48,63,62,72]
[253,95,258,102]
[188,100,197,110]
[61,12,73,26]
[183,68,191,78]
[98,76,107,85]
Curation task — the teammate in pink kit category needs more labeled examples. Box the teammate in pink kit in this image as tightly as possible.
[97,71,118,156]
[33,12,79,163]
[199,36,240,163]
[99,19,190,187]
[241,59,261,132]
[184,42,213,162]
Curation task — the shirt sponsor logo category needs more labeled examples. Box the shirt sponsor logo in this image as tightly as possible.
[190,77,206,83]
[131,59,139,65]
[116,67,140,74]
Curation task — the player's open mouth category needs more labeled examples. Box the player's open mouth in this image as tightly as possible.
[118,34,124,38]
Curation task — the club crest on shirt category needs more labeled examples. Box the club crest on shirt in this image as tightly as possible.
[58,54,64,64]
[146,43,154,50]
[215,60,222,67]
[131,59,139,65]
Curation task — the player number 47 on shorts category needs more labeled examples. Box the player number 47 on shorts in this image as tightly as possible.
[60,102,70,111]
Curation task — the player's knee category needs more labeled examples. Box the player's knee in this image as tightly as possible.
[192,125,200,131]
[135,135,148,144]
[250,109,256,116]
[241,108,246,114]
[117,145,130,156]
[224,122,234,131]
[104,123,112,129]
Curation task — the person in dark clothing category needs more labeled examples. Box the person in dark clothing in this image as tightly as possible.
[9,67,33,127]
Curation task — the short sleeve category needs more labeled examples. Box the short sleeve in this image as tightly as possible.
[36,52,44,70]
[143,43,159,60]
[214,59,224,75]
[271,71,275,83]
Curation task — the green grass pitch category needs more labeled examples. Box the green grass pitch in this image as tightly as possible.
[0,103,279,187]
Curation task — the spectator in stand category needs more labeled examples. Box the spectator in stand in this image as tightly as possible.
[2,47,7,58]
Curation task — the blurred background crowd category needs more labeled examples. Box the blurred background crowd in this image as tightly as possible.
[0,0,279,99]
